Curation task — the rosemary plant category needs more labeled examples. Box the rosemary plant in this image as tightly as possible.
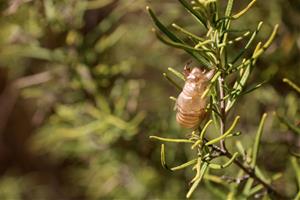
[146,0,295,199]
[278,78,300,200]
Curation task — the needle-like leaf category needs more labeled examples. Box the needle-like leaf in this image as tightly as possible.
[186,162,208,198]
[251,113,267,167]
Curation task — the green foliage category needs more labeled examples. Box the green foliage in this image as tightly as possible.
[0,0,299,199]
[0,0,148,199]
[277,78,300,199]
[148,0,298,199]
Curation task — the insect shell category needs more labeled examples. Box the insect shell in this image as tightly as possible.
[176,67,215,129]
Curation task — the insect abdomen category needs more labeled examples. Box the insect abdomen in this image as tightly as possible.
[175,67,214,128]
[176,109,205,128]
[176,90,206,128]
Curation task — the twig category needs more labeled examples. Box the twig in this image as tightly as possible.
[218,75,226,150]
[13,71,52,89]
[208,143,290,199]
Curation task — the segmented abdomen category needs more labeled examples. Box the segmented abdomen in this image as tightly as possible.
[176,85,207,128]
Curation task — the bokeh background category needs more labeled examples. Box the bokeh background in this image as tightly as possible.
[0,0,299,199]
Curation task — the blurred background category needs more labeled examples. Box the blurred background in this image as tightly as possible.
[0,0,299,199]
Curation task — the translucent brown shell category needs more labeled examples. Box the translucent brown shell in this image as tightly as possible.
[176,68,214,128]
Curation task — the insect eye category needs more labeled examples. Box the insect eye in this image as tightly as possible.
[194,76,200,82]
[188,74,203,82]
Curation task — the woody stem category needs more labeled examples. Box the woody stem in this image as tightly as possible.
[208,142,290,199]
[218,75,226,151]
